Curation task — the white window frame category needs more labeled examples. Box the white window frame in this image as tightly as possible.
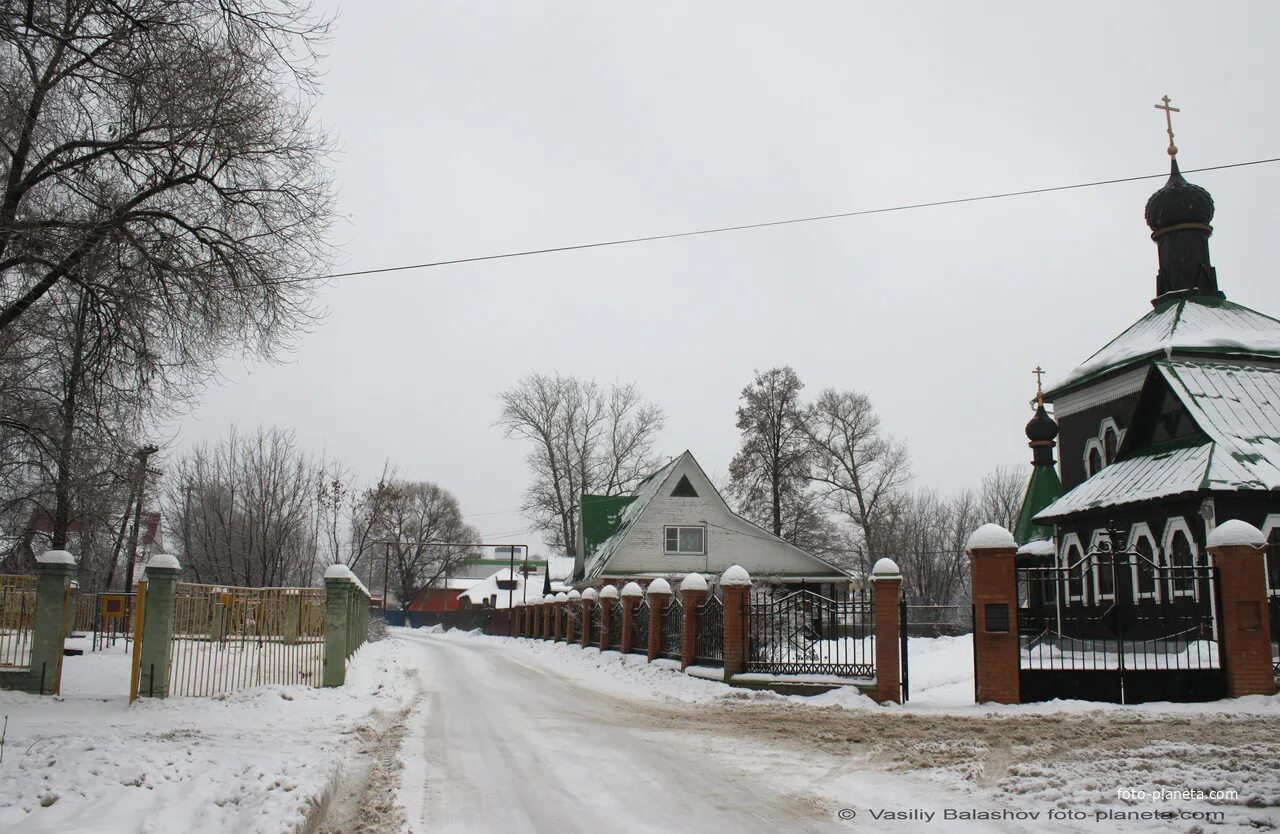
[663,525,706,556]
[1128,522,1161,603]
[1261,513,1280,597]
[1089,530,1115,603]
[1162,517,1199,599]
[1099,417,1125,464]
[1083,439,1105,478]
[1060,533,1085,605]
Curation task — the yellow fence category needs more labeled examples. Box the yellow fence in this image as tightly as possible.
[73,593,96,634]
[167,582,325,697]
[0,574,37,668]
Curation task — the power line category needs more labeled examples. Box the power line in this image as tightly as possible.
[296,156,1280,287]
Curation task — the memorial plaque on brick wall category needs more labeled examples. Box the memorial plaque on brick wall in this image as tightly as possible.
[984,603,1010,633]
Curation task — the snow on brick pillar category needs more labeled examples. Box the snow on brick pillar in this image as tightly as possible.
[680,574,708,671]
[620,583,642,654]
[967,524,1020,705]
[720,565,751,680]
[580,588,598,648]
[870,559,903,704]
[1208,521,1278,698]
[646,579,671,662]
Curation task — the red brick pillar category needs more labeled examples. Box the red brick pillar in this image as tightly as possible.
[870,559,902,704]
[720,565,752,680]
[580,590,596,648]
[646,579,671,662]
[1209,522,1278,698]
[598,586,617,651]
[543,599,552,639]
[680,575,707,670]
[620,583,641,653]
[968,524,1020,704]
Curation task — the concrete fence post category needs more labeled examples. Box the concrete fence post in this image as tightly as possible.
[620,583,642,654]
[680,574,708,670]
[323,565,353,687]
[1207,521,1278,698]
[871,559,903,704]
[12,550,78,695]
[599,585,618,651]
[967,524,1021,705]
[646,579,671,662]
[719,565,751,680]
[138,554,181,699]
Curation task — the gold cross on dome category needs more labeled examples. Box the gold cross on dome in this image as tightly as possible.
[1155,95,1180,157]
[1033,366,1046,405]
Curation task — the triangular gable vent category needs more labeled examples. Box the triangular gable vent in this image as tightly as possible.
[670,475,699,498]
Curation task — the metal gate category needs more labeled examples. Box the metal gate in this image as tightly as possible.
[746,587,874,678]
[1017,528,1225,704]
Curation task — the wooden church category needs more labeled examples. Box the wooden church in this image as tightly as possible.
[1015,106,1280,634]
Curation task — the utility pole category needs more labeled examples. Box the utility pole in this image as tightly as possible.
[122,444,159,591]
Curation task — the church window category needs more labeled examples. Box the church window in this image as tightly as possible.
[1089,531,1115,601]
[670,475,699,498]
[1164,521,1197,598]
[1087,446,1103,478]
[1264,518,1280,595]
[1061,536,1085,604]
[1130,525,1160,601]
[664,525,705,555]
[1104,427,1119,464]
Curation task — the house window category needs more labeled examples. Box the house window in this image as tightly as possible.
[664,525,705,555]
[1130,525,1160,602]
[1165,522,1197,598]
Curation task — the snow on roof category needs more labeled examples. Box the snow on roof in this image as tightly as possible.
[581,455,683,579]
[1016,539,1057,557]
[1046,296,1280,396]
[1037,360,1280,520]
[1207,519,1266,548]
[458,568,552,609]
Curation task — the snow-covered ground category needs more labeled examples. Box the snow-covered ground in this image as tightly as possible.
[3,628,1278,833]
[0,634,419,834]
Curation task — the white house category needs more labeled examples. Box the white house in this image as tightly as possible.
[576,451,852,592]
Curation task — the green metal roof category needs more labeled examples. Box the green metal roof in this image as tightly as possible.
[1014,464,1062,544]
[580,493,637,559]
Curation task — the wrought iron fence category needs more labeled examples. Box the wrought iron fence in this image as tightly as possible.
[0,574,36,668]
[589,603,602,645]
[661,598,682,659]
[746,587,875,678]
[168,583,325,697]
[695,595,724,666]
[1269,595,1279,676]
[565,604,582,642]
[608,600,624,650]
[631,599,649,654]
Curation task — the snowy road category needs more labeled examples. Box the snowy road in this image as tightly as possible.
[387,631,1080,834]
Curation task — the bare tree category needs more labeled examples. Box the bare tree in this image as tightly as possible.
[366,481,479,607]
[727,367,811,538]
[977,465,1026,532]
[0,0,334,341]
[497,373,664,556]
[804,388,911,567]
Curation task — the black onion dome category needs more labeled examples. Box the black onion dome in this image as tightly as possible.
[1025,403,1058,443]
[1144,159,1214,231]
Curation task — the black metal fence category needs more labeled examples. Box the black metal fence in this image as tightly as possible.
[661,598,682,659]
[695,595,724,667]
[1270,595,1279,676]
[904,604,971,637]
[564,604,581,642]
[631,600,649,655]
[588,603,602,645]
[746,587,875,678]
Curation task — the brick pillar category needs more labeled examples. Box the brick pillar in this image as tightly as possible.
[1209,524,1278,698]
[967,525,1020,704]
[720,565,751,680]
[553,600,563,640]
[620,591,639,654]
[580,600,592,647]
[599,590,615,651]
[647,581,670,662]
[871,560,903,704]
[680,583,706,670]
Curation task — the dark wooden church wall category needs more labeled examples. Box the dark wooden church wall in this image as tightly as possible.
[1057,390,1142,490]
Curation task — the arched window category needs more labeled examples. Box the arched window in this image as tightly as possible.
[1164,522,1197,598]
[1061,536,1085,603]
[1087,446,1103,477]
[1130,525,1160,601]
[1266,524,1280,595]
[1104,427,1119,464]
[1090,531,1115,601]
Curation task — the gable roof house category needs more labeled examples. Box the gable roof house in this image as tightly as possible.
[575,451,851,589]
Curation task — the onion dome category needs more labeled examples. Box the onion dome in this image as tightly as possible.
[1025,402,1058,445]
[1144,159,1214,231]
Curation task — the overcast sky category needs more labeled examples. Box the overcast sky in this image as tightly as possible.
[174,1,1280,554]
